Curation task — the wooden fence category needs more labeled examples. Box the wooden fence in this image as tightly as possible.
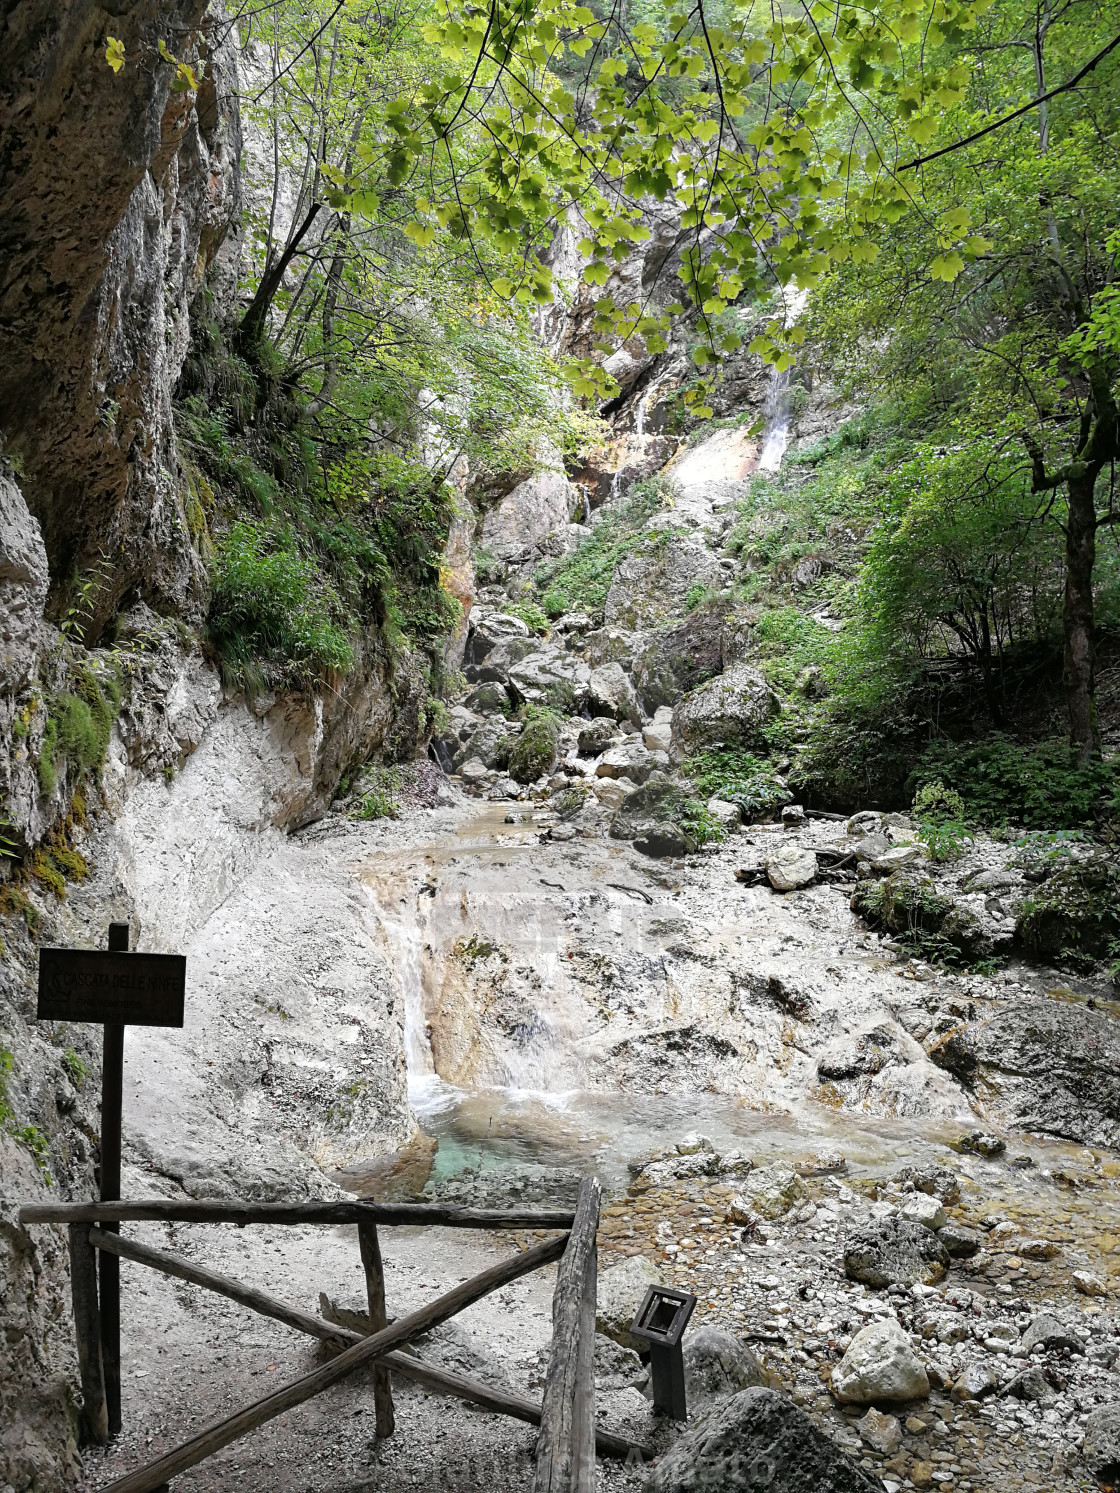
[20,1176,631,1493]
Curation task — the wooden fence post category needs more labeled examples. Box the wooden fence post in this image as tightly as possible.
[534,1176,601,1493]
[68,1224,108,1445]
[358,1221,395,1437]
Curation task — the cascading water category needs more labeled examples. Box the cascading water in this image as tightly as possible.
[755,285,809,475]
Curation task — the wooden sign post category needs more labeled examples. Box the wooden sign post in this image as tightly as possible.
[38,922,186,1438]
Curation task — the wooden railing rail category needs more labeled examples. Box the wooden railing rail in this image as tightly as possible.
[20,1199,576,1229]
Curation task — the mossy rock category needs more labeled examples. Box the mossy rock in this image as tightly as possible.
[851,871,955,935]
[508,716,559,784]
[609,776,700,858]
[1017,854,1120,963]
[851,870,992,960]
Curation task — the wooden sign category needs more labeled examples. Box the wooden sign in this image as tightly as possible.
[37,947,186,1027]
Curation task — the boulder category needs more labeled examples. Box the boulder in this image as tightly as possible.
[643,719,673,753]
[610,776,698,859]
[463,681,511,715]
[831,1320,929,1405]
[950,1361,999,1402]
[670,662,779,759]
[857,1408,902,1455]
[851,870,996,962]
[937,1224,982,1259]
[1083,1403,1120,1481]
[707,797,742,832]
[630,602,735,709]
[767,845,817,891]
[1021,1313,1082,1355]
[596,741,655,783]
[895,1163,961,1205]
[646,1387,881,1493]
[587,661,643,722]
[464,611,530,664]
[929,1002,1120,1149]
[507,715,560,785]
[897,1194,946,1232]
[682,1325,768,1410]
[1073,1270,1108,1297]
[594,1335,647,1390]
[592,778,637,810]
[733,1162,807,1221]
[507,650,590,712]
[848,811,884,837]
[596,1256,664,1351]
[452,720,511,770]
[578,716,618,755]
[459,759,490,785]
[1016,853,1120,961]
[844,1216,950,1287]
[1001,1366,1052,1402]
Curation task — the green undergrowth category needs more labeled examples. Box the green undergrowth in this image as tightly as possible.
[909,738,1120,831]
[177,316,460,692]
[0,1047,52,1183]
[681,748,792,821]
[37,666,122,798]
[533,478,675,619]
[353,766,403,819]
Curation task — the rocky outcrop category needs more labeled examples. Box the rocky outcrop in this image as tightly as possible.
[928,1000,1120,1147]
[0,3,242,634]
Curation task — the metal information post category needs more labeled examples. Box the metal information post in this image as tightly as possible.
[37,922,186,1437]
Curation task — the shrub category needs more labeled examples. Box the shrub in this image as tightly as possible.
[909,737,1119,829]
[209,522,355,686]
[354,766,402,820]
[682,748,791,821]
[912,779,972,862]
[504,599,550,635]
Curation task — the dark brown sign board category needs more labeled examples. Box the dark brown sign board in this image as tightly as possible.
[37,947,186,1027]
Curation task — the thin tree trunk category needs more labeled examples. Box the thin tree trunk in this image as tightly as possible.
[235,202,323,354]
[1064,470,1100,762]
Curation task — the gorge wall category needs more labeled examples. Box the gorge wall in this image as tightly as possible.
[0,11,441,1488]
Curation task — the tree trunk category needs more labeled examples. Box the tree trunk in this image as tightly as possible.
[1064,470,1100,762]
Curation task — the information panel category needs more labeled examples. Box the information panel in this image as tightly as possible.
[37,948,186,1026]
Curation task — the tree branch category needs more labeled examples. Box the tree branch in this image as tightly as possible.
[900,30,1120,170]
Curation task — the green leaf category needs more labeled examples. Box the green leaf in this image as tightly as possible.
[105,36,125,73]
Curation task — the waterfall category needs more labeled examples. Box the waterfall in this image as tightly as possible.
[756,365,794,474]
[755,286,809,476]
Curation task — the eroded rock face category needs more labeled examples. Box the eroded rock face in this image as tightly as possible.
[928,1000,1120,1148]
[0,3,242,632]
[479,461,576,562]
[646,1387,881,1493]
[0,467,49,692]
